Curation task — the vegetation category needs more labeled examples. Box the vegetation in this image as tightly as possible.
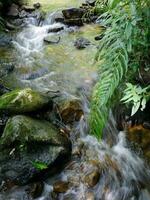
[90,0,150,138]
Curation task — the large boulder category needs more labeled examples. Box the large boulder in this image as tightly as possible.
[0,88,51,114]
[7,3,19,18]
[0,115,71,185]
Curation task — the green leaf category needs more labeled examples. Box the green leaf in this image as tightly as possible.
[32,161,48,170]
[131,101,140,116]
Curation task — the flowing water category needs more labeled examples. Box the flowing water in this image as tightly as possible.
[0,0,150,199]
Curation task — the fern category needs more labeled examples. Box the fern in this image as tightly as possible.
[90,0,149,138]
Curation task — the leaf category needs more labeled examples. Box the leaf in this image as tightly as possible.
[141,98,146,111]
[32,161,48,170]
[131,101,140,116]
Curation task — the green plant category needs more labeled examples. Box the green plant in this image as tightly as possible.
[121,83,150,116]
[90,0,150,138]
[32,161,48,170]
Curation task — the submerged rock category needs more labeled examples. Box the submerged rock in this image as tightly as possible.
[27,182,44,199]
[74,37,91,49]
[44,35,61,44]
[0,34,12,47]
[53,181,69,193]
[0,88,51,114]
[0,115,71,185]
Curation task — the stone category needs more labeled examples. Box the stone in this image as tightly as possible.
[0,115,71,185]
[0,34,12,47]
[62,8,85,19]
[86,192,95,200]
[54,93,83,124]
[86,0,96,6]
[48,26,64,33]
[0,88,51,114]
[44,35,61,44]
[0,84,11,95]
[74,37,91,49]
[27,182,44,199]
[126,125,150,164]
[64,18,83,26]
[53,181,69,193]
[33,3,41,9]
[0,61,14,77]
[84,170,100,187]
[22,5,35,12]
[7,4,19,18]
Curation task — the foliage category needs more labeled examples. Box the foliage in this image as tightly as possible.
[90,0,150,138]
[32,161,48,170]
[121,83,150,116]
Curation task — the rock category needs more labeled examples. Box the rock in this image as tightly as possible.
[0,84,11,95]
[0,114,8,137]
[44,35,61,44]
[64,18,83,26]
[86,192,95,200]
[62,8,85,19]
[0,115,71,185]
[22,5,35,12]
[126,125,150,164]
[54,93,83,124]
[0,61,14,77]
[48,26,64,33]
[53,181,69,193]
[7,4,19,18]
[95,34,104,41]
[62,8,86,26]
[74,37,91,49]
[0,88,51,114]
[33,3,41,9]
[51,11,64,24]
[0,34,12,47]
[27,182,44,199]
[5,22,18,31]
[86,0,96,6]
[84,169,100,187]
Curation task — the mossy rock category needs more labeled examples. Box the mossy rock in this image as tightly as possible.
[1,115,69,147]
[0,88,51,114]
[0,115,71,185]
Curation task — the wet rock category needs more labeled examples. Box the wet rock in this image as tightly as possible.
[7,4,19,18]
[62,8,86,26]
[51,11,64,24]
[22,5,35,12]
[0,61,14,77]
[44,35,61,44]
[62,8,85,19]
[54,93,83,124]
[0,34,12,47]
[27,182,44,199]
[84,170,100,187]
[74,37,91,49]
[33,3,41,9]
[64,18,83,26]
[86,0,96,6]
[53,181,69,193]
[0,115,71,185]
[86,191,95,200]
[0,88,51,114]
[48,26,64,33]
[126,125,150,164]
[0,84,11,95]
[5,21,18,31]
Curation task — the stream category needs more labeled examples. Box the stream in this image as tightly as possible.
[0,0,150,200]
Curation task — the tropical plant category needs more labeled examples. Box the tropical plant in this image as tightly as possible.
[121,83,150,116]
[90,0,150,138]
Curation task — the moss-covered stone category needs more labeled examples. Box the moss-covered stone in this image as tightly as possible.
[1,115,69,147]
[0,115,71,185]
[0,88,51,114]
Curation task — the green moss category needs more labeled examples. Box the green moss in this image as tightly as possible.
[0,88,50,113]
